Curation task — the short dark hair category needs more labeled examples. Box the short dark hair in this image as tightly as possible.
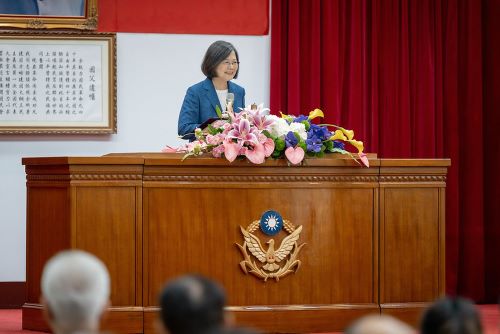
[201,40,240,79]
[421,296,483,334]
[159,275,226,334]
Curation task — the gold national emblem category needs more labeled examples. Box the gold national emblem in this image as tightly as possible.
[236,219,306,282]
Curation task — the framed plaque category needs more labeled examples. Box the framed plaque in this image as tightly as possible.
[0,31,116,134]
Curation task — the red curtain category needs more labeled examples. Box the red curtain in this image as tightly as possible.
[482,0,500,302]
[271,0,500,302]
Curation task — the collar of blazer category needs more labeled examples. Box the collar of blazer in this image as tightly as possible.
[202,77,236,112]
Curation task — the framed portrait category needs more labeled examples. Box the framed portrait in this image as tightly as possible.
[0,0,98,30]
[0,31,116,134]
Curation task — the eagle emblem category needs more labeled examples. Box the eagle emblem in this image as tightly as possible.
[236,215,306,282]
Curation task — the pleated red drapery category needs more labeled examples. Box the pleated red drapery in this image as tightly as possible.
[271,0,500,302]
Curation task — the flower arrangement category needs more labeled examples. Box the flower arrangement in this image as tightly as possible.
[166,104,369,167]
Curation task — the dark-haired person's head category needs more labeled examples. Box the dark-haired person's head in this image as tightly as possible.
[201,41,240,79]
[159,274,226,334]
[421,296,483,334]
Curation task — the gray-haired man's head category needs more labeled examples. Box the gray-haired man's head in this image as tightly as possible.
[41,250,110,334]
[346,314,414,334]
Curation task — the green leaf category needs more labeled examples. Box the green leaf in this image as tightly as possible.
[272,150,283,158]
[302,120,311,131]
[282,114,294,122]
[207,125,218,135]
[215,105,223,118]
[262,130,273,138]
[331,148,360,164]
[332,147,348,154]
[275,138,286,151]
[293,132,301,142]
[181,152,195,161]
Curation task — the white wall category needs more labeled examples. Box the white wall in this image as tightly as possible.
[0,33,270,281]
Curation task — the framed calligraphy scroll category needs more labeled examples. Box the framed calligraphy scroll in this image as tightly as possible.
[0,31,116,134]
[0,0,97,30]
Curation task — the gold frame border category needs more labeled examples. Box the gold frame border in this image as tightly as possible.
[0,0,98,30]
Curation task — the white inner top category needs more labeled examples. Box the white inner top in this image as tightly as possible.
[216,89,228,111]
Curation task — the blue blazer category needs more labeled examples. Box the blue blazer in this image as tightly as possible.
[178,78,245,140]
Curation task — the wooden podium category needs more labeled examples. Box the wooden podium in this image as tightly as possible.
[22,153,449,333]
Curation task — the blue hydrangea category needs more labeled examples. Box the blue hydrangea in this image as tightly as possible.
[293,115,309,123]
[333,141,345,150]
[285,131,298,148]
[306,137,323,153]
[308,124,331,141]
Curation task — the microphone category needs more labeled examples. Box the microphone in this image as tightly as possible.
[226,93,234,111]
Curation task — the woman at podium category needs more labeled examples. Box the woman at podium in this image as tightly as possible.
[178,40,246,141]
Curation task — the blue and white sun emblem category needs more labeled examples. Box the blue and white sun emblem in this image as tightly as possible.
[260,210,283,236]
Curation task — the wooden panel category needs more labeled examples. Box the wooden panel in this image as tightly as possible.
[381,302,431,327]
[22,155,449,334]
[144,187,376,307]
[26,186,71,304]
[438,188,446,293]
[22,304,50,332]
[22,303,144,334]
[143,305,380,334]
[75,186,140,306]
[0,282,26,308]
[101,307,144,333]
[381,188,439,302]
[143,308,159,334]
[231,305,380,333]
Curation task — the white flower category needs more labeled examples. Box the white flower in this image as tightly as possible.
[289,122,307,140]
[267,115,291,138]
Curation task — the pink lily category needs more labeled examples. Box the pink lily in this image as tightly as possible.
[252,114,274,131]
[241,103,270,113]
[162,145,182,153]
[226,118,259,146]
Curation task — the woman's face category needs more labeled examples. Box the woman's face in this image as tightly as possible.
[215,51,238,81]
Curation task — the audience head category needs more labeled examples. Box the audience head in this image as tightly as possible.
[421,296,482,334]
[346,314,414,334]
[41,250,110,334]
[159,274,226,334]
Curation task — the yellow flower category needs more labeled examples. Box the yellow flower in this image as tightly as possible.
[347,140,364,153]
[308,108,324,120]
[341,128,355,140]
[330,129,347,141]
[280,111,293,122]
